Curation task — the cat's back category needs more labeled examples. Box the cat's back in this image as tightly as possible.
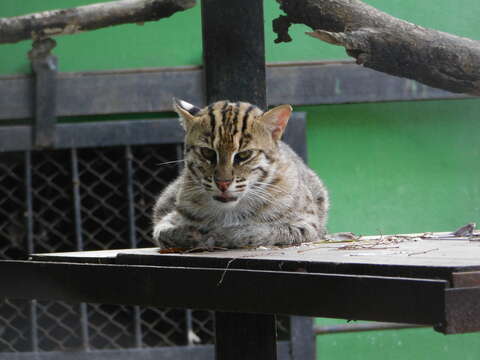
[278,141,329,221]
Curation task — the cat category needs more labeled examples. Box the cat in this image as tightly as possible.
[151,99,329,249]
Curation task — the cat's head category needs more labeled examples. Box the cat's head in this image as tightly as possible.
[173,98,292,206]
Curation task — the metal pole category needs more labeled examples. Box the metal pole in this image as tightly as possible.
[201,0,275,359]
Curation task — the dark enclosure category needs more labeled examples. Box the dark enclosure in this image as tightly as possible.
[0,115,310,358]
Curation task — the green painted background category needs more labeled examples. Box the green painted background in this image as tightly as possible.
[1,1,479,359]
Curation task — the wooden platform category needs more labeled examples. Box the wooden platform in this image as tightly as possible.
[1,231,479,336]
[31,231,480,269]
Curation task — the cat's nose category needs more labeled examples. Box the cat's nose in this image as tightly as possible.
[214,179,232,192]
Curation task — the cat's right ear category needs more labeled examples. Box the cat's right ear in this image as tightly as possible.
[172,98,201,130]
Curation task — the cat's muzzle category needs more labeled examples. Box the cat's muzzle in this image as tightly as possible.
[213,194,238,203]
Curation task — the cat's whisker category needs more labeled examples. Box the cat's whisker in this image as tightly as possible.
[254,181,290,194]
[251,183,296,202]
[247,188,276,206]
[157,159,185,167]
[249,187,297,212]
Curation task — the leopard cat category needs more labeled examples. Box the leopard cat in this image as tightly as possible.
[151,99,329,249]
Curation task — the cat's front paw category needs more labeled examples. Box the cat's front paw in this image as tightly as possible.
[154,224,204,249]
[152,222,172,245]
[202,227,247,249]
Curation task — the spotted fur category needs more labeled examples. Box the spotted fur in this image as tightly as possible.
[152,99,329,249]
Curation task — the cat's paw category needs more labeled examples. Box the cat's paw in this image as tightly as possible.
[155,225,204,249]
[152,222,174,245]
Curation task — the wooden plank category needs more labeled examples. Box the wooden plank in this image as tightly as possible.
[0,119,182,152]
[0,67,204,121]
[34,233,480,270]
[32,247,474,286]
[0,113,304,152]
[266,62,470,106]
[0,75,34,120]
[31,233,480,285]
[0,260,448,326]
[0,62,470,121]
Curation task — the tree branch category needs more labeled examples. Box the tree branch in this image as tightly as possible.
[0,0,196,44]
[274,0,480,95]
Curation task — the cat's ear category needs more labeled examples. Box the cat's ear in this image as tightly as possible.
[260,104,292,141]
[173,98,201,130]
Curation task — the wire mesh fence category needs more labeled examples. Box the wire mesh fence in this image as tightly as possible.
[0,143,290,355]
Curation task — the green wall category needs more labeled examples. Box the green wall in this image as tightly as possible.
[1,1,480,359]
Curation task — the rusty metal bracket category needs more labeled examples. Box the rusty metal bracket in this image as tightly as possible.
[28,38,58,148]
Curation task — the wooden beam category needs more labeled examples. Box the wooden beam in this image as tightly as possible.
[0,260,448,327]
[0,113,305,153]
[0,62,469,121]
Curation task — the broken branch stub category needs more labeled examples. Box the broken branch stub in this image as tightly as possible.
[0,0,196,44]
[275,0,480,95]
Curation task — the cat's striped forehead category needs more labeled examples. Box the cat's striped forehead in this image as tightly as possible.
[197,100,265,150]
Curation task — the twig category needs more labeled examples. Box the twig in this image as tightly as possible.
[338,245,400,250]
[297,246,326,253]
[407,248,439,256]
[217,258,237,286]
[216,251,285,286]
[182,246,228,254]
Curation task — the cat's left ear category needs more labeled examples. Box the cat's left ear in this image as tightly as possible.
[260,104,292,141]
[173,98,201,130]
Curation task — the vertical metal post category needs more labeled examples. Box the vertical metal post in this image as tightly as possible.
[290,316,315,360]
[125,146,143,348]
[201,0,267,108]
[125,146,137,250]
[71,149,84,252]
[71,148,90,351]
[25,151,38,352]
[24,151,34,255]
[215,312,277,360]
[29,39,58,149]
[201,1,275,359]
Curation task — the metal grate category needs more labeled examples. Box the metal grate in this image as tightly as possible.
[0,143,292,355]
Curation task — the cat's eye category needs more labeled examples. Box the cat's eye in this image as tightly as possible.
[234,150,253,163]
[200,147,216,162]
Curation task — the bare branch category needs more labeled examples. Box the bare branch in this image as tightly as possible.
[0,0,196,45]
[274,0,480,95]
